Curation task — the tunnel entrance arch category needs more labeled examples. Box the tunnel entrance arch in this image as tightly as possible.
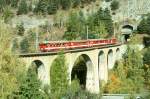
[71,54,93,89]
[29,60,47,84]
[121,24,134,42]
[122,25,134,31]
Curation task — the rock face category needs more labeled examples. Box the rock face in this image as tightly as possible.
[111,0,150,21]
[10,0,150,31]
[119,0,150,18]
[11,15,53,30]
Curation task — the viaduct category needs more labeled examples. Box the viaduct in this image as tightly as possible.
[19,44,126,93]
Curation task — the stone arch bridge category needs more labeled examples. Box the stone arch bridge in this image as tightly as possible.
[19,44,125,93]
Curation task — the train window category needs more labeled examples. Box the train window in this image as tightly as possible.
[57,43,60,47]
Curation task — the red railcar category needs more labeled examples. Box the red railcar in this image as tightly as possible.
[39,38,117,52]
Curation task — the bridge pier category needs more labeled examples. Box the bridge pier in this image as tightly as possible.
[90,53,100,93]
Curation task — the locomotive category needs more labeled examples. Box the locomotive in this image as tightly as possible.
[39,38,117,52]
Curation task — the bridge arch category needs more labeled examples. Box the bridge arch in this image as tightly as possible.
[71,54,94,90]
[29,60,47,84]
[107,49,114,69]
[116,48,121,60]
[98,51,105,81]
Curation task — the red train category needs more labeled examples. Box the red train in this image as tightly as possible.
[39,38,117,52]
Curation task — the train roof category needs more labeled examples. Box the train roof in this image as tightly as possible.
[39,38,116,44]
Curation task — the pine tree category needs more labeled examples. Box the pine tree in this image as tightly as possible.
[0,21,25,99]
[110,0,119,11]
[143,48,150,65]
[103,8,114,36]
[64,12,80,40]
[20,37,29,53]
[72,0,81,8]
[17,22,25,36]
[105,0,112,2]
[3,7,14,23]
[12,38,19,53]
[143,48,150,89]
[93,8,113,37]
[17,67,46,99]
[123,46,144,92]
[28,2,33,12]
[17,0,28,15]
[34,0,47,14]
[137,14,150,35]
[61,0,71,10]
[50,52,68,98]
[47,2,57,15]
[105,46,145,93]
[0,0,6,12]
[11,0,19,8]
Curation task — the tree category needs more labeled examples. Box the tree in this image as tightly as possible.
[50,52,69,98]
[0,21,24,99]
[123,47,144,92]
[137,15,150,35]
[93,8,114,37]
[103,8,114,36]
[0,0,6,12]
[61,0,71,10]
[110,0,119,11]
[12,38,19,53]
[143,48,150,65]
[64,12,80,40]
[16,66,46,99]
[143,48,150,89]
[26,30,36,52]
[28,2,33,12]
[20,37,29,53]
[104,46,145,94]
[17,22,25,36]
[34,0,47,14]
[72,0,81,8]
[2,7,14,23]
[17,0,28,15]
[105,0,112,2]
[10,0,19,8]
[47,3,57,15]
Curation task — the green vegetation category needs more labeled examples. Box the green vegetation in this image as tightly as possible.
[20,37,29,53]
[104,46,144,94]
[137,14,150,35]
[105,0,112,2]
[34,0,47,15]
[0,0,97,15]
[15,66,46,99]
[16,22,25,36]
[1,0,150,98]
[50,52,69,98]
[110,0,119,11]
[0,21,24,99]
[17,0,28,15]
[0,21,101,98]
[63,8,114,40]
[143,48,150,90]
[2,6,14,23]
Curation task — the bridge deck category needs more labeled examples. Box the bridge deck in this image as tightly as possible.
[19,44,121,57]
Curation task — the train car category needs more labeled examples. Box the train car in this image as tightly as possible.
[39,38,117,52]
